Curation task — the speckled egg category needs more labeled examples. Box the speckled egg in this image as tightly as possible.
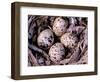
[53,17,68,36]
[37,29,54,49]
[60,33,78,48]
[49,43,65,64]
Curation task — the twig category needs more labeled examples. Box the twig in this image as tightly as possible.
[28,49,39,66]
[28,43,50,65]
[77,50,88,64]
[60,42,86,65]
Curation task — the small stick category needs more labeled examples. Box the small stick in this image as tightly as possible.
[76,50,88,64]
[28,16,35,27]
[28,43,50,65]
[60,43,82,65]
[28,49,39,66]
[48,25,53,31]
[68,44,81,64]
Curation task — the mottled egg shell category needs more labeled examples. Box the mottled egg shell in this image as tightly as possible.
[53,17,68,36]
[37,29,54,49]
[49,43,65,64]
[60,33,78,48]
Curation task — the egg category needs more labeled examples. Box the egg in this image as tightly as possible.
[60,33,78,48]
[53,17,68,36]
[37,29,54,49]
[49,43,65,64]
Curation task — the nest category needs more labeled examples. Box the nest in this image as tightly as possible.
[28,15,88,66]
